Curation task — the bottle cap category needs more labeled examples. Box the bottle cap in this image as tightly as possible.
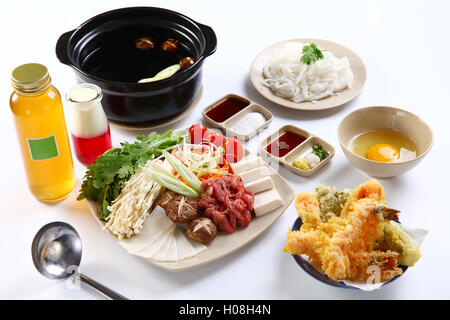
[11,63,52,95]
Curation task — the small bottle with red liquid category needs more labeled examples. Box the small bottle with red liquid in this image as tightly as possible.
[66,84,112,166]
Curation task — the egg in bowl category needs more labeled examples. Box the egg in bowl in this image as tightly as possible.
[351,129,417,163]
[337,106,433,178]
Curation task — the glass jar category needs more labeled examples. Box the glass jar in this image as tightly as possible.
[66,83,112,166]
[10,63,76,202]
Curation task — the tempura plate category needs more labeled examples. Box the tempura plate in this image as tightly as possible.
[290,217,408,290]
[250,38,367,111]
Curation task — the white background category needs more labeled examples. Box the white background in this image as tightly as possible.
[0,0,449,300]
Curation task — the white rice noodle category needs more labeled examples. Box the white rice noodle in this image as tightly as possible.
[262,42,353,103]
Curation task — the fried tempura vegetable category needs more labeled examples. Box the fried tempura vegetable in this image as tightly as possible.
[315,185,349,221]
[375,205,400,221]
[382,221,421,266]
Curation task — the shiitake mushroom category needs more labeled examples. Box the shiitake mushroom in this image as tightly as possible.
[135,36,155,50]
[179,57,195,69]
[164,194,199,224]
[156,190,177,209]
[187,218,217,243]
[161,40,179,52]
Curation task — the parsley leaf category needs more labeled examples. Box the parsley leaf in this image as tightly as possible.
[300,43,324,65]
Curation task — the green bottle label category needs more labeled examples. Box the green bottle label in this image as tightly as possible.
[27,135,59,160]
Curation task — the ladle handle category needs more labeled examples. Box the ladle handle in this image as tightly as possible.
[80,273,129,300]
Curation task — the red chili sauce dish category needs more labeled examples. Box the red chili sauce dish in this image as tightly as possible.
[266,131,307,158]
[205,96,250,123]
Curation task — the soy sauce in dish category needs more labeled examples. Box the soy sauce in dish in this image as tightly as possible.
[206,97,250,123]
[266,131,307,157]
[81,34,195,83]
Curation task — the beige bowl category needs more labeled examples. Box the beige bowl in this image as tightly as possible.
[338,106,433,178]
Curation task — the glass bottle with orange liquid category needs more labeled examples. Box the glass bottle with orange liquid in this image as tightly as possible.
[10,63,76,202]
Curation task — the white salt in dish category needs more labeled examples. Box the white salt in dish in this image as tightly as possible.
[229,112,267,135]
[203,94,273,141]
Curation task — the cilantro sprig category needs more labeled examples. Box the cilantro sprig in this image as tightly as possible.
[300,43,324,65]
[77,129,185,220]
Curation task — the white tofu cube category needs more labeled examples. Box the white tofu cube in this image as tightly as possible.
[245,176,274,194]
[239,166,271,185]
[253,188,284,217]
[231,155,264,174]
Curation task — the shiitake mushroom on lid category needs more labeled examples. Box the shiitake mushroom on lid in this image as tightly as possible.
[161,40,179,52]
[135,36,155,50]
[180,57,195,69]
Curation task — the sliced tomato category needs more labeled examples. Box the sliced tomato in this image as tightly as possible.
[203,130,225,149]
[189,124,207,144]
[224,137,244,163]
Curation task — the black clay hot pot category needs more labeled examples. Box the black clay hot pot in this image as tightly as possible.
[56,7,217,126]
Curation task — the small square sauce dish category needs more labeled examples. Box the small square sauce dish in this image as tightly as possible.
[202,94,273,140]
[283,136,335,176]
[260,125,334,176]
[260,125,311,161]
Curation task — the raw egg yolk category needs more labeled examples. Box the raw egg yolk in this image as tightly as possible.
[366,144,400,162]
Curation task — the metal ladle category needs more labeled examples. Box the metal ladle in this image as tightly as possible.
[31,221,128,300]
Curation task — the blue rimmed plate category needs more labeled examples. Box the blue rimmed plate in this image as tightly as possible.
[290,217,408,289]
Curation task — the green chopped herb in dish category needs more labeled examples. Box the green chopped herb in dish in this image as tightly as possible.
[313,144,329,161]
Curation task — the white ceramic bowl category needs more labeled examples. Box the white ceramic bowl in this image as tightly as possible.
[338,106,433,178]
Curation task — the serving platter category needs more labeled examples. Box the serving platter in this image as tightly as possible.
[87,154,295,272]
[250,38,367,111]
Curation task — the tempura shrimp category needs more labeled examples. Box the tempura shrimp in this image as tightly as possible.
[294,192,321,227]
[352,179,385,201]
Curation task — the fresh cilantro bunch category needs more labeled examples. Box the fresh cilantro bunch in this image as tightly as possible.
[300,43,324,65]
[78,129,185,220]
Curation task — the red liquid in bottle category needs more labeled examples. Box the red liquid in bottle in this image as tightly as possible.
[71,127,112,166]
